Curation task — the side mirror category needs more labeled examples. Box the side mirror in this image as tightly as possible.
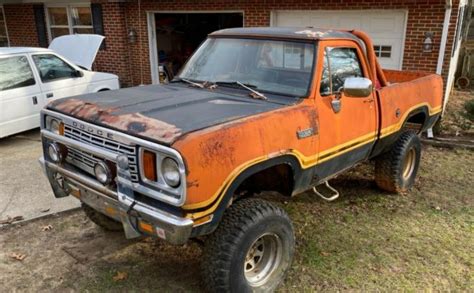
[73,70,84,78]
[342,77,373,97]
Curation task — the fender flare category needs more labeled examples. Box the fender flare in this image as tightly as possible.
[371,105,433,158]
[402,105,430,132]
[189,154,306,237]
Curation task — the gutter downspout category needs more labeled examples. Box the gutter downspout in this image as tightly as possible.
[437,0,453,77]
[427,0,452,138]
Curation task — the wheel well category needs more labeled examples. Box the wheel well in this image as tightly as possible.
[234,164,294,199]
[98,88,110,92]
[404,111,426,133]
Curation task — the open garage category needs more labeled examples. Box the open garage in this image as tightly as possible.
[148,12,243,83]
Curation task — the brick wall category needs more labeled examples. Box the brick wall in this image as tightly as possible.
[113,0,459,86]
[3,0,461,87]
[3,4,39,47]
[93,2,133,87]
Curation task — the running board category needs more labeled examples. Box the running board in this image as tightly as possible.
[312,181,340,201]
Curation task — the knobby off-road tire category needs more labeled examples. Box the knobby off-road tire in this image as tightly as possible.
[201,198,295,293]
[82,203,123,231]
[375,131,422,193]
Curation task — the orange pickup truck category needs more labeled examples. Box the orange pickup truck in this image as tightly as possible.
[39,27,443,291]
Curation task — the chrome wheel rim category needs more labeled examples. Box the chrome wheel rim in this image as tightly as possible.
[244,233,283,287]
[402,148,416,179]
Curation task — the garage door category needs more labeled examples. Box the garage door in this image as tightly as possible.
[271,10,407,70]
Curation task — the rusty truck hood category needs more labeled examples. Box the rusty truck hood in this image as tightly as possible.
[47,83,291,145]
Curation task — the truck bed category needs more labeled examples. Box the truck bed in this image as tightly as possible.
[376,69,443,140]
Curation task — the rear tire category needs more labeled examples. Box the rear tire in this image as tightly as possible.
[375,131,421,193]
[82,203,123,231]
[201,198,295,293]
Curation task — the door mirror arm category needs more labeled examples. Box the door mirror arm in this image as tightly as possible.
[73,70,84,78]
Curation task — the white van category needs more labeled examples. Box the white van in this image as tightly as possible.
[0,35,119,138]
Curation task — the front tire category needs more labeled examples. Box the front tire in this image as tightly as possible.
[375,131,421,193]
[202,198,295,292]
[82,203,123,231]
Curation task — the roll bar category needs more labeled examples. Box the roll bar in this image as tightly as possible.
[350,30,388,87]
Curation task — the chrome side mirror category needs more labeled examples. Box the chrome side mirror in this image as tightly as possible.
[342,77,373,97]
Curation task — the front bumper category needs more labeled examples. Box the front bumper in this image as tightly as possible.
[39,132,193,245]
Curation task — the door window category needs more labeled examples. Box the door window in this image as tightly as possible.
[32,54,77,82]
[0,56,36,91]
[320,47,363,96]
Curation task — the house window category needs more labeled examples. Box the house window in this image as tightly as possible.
[46,4,93,41]
[373,45,392,58]
[0,6,9,47]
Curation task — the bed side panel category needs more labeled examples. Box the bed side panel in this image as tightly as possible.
[377,73,443,139]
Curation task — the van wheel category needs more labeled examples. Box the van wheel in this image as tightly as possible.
[82,203,123,231]
[375,131,421,193]
[201,198,294,293]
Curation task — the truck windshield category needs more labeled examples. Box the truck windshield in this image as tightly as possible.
[178,38,315,97]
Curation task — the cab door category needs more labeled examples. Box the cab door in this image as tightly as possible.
[314,40,377,180]
[30,53,87,102]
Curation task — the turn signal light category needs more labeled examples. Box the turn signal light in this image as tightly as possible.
[58,122,65,136]
[143,150,157,181]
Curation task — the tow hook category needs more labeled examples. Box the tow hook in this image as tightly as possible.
[312,181,340,201]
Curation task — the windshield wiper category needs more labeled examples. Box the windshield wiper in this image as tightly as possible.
[177,78,205,89]
[214,81,267,100]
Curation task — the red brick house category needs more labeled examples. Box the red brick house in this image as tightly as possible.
[0,0,469,105]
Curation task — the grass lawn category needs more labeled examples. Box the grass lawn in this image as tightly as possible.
[282,146,473,291]
[1,146,472,292]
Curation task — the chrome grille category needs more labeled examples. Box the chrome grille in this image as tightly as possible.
[64,124,139,182]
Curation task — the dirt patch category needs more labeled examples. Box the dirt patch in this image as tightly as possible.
[0,147,472,292]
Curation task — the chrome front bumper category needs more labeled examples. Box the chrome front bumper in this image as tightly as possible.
[39,131,193,245]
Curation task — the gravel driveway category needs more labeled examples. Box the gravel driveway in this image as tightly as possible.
[0,129,79,225]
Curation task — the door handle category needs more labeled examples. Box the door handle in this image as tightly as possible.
[32,96,38,105]
[46,93,54,98]
[363,99,374,103]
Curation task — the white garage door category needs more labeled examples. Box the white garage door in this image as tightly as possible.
[271,10,407,70]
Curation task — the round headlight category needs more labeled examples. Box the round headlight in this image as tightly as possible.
[161,157,180,187]
[48,118,61,135]
[48,143,62,163]
[94,162,112,185]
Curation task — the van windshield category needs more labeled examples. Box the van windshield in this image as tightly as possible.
[178,38,315,97]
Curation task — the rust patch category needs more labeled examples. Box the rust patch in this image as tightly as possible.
[52,98,181,143]
[186,180,199,188]
[297,105,319,136]
[198,128,237,168]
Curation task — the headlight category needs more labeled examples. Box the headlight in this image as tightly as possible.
[161,157,180,187]
[139,147,185,206]
[46,117,64,135]
[48,143,62,163]
[94,161,113,185]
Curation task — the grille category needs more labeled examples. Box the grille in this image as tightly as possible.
[64,124,139,182]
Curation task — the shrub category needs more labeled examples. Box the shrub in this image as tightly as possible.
[464,99,474,120]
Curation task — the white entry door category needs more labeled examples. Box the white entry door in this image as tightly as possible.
[271,10,407,70]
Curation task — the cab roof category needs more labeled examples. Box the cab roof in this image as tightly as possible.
[0,47,52,55]
[209,27,359,41]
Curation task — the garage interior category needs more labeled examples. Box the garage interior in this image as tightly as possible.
[154,12,243,82]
